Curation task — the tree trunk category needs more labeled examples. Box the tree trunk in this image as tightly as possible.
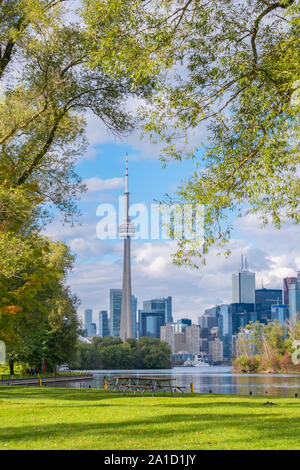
[9,359,14,375]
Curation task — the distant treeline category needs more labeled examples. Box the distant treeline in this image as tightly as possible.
[69,336,172,370]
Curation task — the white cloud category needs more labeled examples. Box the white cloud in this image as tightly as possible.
[83,176,124,192]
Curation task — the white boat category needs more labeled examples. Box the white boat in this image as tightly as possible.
[183,358,193,367]
[192,361,210,367]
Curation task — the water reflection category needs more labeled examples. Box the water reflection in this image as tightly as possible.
[61,367,300,397]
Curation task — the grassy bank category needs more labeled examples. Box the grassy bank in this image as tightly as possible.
[0,387,300,450]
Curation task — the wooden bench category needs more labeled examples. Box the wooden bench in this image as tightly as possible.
[105,381,120,391]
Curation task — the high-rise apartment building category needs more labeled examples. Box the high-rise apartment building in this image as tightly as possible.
[185,325,201,355]
[209,338,224,364]
[160,324,175,352]
[174,332,187,353]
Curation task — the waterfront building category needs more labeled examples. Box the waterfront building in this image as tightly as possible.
[209,338,224,364]
[199,337,209,353]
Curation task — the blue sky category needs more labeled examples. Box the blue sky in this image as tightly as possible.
[44,111,299,328]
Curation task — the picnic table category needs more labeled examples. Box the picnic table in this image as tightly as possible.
[105,376,185,396]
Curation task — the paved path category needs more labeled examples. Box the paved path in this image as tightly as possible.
[0,374,93,386]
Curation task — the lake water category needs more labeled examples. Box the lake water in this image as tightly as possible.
[65,367,300,397]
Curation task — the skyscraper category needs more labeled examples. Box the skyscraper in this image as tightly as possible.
[289,272,300,325]
[160,324,175,352]
[271,305,288,324]
[110,288,122,337]
[255,288,282,322]
[139,309,165,339]
[232,256,255,304]
[84,309,93,337]
[143,297,173,323]
[185,325,201,355]
[98,310,110,338]
[283,277,297,305]
[132,295,137,339]
[119,155,135,341]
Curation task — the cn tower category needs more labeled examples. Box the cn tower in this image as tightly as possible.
[119,154,135,341]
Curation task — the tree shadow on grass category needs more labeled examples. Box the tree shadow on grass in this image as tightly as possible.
[0,387,125,402]
[1,409,300,449]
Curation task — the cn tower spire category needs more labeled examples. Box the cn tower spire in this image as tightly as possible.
[119,154,135,341]
[125,153,129,195]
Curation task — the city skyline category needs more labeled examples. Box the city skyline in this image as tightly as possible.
[43,125,299,324]
[78,269,299,329]
[81,267,299,337]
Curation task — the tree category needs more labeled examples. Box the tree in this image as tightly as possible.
[84,0,300,265]
[0,1,153,370]
[1,1,152,222]
[234,320,300,373]
[0,238,80,374]
[69,336,172,370]
[136,337,172,369]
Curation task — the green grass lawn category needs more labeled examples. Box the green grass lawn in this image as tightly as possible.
[0,386,299,450]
